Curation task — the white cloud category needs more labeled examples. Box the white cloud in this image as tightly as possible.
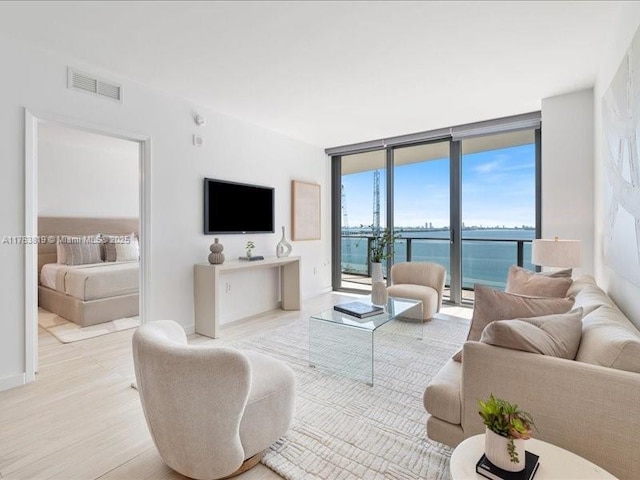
[475,160,501,174]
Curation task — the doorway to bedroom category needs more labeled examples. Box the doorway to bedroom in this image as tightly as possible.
[36,121,141,344]
[24,111,151,382]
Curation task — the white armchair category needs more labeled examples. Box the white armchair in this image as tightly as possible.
[386,261,446,320]
[132,320,296,480]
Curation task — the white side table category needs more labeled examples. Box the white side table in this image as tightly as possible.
[450,434,617,480]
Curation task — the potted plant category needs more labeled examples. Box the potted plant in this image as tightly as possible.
[367,227,401,281]
[478,394,535,472]
[246,240,255,258]
[362,227,401,305]
[369,227,399,263]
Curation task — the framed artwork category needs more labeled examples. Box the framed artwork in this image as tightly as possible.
[602,25,640,286]
[292,180,320,240]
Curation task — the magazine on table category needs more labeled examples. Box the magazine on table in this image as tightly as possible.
[333,301,384,318]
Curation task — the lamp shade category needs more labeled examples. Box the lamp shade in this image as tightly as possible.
[531,239,582,268]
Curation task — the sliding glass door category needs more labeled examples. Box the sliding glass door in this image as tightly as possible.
[392,141,451,295]
[339,150,386,291]
[461,131,537,297]
[331,114,541,304]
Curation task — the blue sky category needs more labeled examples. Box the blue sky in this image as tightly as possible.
[341,144,536,228]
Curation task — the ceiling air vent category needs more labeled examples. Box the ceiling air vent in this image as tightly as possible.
[67,68,122,102]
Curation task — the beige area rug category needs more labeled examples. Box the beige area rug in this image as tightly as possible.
[231,313,471,480]
[38,307,140,343]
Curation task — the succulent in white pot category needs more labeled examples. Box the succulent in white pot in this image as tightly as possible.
[478,394,536,472]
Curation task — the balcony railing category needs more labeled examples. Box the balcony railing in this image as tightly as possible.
[341,234,534,291]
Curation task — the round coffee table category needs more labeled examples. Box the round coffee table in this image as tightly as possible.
[450,434,616,479]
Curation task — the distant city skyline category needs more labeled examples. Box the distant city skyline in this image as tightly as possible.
[342,224,536,231]
[341,143,536,229]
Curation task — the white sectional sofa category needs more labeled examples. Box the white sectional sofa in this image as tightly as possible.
[424,275,640,479]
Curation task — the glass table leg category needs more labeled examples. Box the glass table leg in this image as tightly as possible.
[309,318,374,385]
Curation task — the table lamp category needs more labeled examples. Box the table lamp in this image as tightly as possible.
[531,237,582,268]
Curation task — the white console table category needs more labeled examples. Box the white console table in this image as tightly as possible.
[194,256,301,338]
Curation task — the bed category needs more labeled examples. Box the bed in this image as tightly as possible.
[38,217,140,327]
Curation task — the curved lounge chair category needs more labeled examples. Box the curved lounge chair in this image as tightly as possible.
[132,320,296,480]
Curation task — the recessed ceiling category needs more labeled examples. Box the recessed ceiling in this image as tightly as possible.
[0,1,622,148]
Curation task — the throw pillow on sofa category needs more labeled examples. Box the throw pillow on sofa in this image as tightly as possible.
[536,267,573,278]
[452,284,575,362]
[505,265,573,298]
[479,308,583,359]
[575,305,640,374]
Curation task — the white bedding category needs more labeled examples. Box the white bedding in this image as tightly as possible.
[40,261,139,301]
[40,263,64,290]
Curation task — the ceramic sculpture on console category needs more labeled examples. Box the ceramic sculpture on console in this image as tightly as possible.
[208,238,225,264]
[276,226,293,258]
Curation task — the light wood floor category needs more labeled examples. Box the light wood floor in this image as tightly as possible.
[0,292,472,480]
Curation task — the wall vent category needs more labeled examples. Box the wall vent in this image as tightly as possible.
[67,68,123,102]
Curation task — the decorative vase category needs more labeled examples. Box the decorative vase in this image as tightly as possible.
[484,428,526,472]
[276,226,293,258]
[371,281,388,306]
[208,238,225,264]
[371,262,384,283]
[246,249,253,258]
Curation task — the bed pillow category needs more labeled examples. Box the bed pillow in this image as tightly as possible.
[505,265,573,298]
[56,235,101,265]
[102,234,131,262]
[115,233,139,262]
[61,241,103,265]
[452,284,575,362]
[56,241,67,264]
[479,308,584,360]
[104,241,117,262]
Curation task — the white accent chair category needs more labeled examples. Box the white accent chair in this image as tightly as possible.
[132,320,296,480]
[386,262,447,320]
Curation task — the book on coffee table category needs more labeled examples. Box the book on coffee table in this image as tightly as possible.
[476,451,539,480]
[333,301,384,319]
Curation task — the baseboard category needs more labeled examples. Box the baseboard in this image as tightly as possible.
[0,373,26,392]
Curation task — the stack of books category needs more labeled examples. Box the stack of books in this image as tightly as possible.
[333,301,384,319]
[476,451,539,480]
[238,255,265,261]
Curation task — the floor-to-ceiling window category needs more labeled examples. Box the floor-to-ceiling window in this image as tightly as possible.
[460,130,537,297]
[392,141,452,294]
[339,150,386,290]
[331,113,541,303]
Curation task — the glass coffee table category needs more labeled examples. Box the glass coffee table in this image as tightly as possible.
[309,296,423,385]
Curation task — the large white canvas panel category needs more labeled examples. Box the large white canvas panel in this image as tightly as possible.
[603,25,640,286]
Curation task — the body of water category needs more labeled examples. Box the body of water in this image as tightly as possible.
[341,229,536,290]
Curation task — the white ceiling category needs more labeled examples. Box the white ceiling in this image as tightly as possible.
[0,1,623,148]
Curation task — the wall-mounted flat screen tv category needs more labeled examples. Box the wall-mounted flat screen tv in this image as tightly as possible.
[204,178,275,234]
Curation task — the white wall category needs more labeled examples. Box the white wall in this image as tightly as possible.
[38,123,140,217]
[594,3,640,327]
[541,89,595,276]
[0,33,330,390]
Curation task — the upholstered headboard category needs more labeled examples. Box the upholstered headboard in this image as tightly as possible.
[38,217,139,272]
